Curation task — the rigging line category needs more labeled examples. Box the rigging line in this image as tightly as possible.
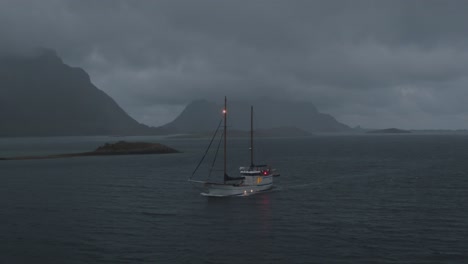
[208,130,224,180]
[190,119,223,178]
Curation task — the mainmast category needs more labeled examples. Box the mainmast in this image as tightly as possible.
[223,96,227,182]
[250,105,254,167]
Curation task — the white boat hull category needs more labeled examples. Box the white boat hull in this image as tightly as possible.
[201,176,273,197]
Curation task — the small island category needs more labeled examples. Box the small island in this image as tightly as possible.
[0,141,179,161]
[367,128,411,134]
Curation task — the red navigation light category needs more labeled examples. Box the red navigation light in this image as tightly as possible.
[263,170,268,175]
[222,109,227,114]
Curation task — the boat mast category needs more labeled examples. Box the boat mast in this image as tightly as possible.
[250,105,254,167]
[223,96,227,182]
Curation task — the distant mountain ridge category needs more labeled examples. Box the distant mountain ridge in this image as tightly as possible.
[160,99,350,133]
[0,49,350,137]
[0,49,153,136]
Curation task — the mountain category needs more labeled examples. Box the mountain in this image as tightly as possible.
[160,99,350,133]
[0,49,154,137]
[0,49,349,137]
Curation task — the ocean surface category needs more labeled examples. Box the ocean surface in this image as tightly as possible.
[1,134,467,263]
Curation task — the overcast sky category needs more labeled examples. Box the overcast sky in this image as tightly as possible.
[2,0,468,129]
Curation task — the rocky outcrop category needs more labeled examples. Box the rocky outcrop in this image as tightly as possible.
[0,141,179,160]
[93,141,179,155]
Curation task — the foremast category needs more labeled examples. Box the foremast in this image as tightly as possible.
[222,96,246,183]
[250,105,254,168]
[223,96,228,183]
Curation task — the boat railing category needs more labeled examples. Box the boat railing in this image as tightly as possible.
[239,166,270,171]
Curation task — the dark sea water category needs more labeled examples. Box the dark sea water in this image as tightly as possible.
[1,135,467,264]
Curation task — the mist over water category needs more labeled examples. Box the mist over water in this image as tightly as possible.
[1,135,467,263]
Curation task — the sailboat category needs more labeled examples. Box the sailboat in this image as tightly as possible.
[189,96,280,197]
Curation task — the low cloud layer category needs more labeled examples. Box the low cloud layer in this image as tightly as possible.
[2,0,468,129]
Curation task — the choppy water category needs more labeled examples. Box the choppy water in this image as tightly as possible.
[1,135,467,263]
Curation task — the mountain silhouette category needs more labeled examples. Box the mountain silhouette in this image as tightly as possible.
[0,49,152,136]
[0,49,350,137]
[160,99,350,133]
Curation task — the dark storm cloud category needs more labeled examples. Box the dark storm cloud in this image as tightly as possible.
[2,0,468,128]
